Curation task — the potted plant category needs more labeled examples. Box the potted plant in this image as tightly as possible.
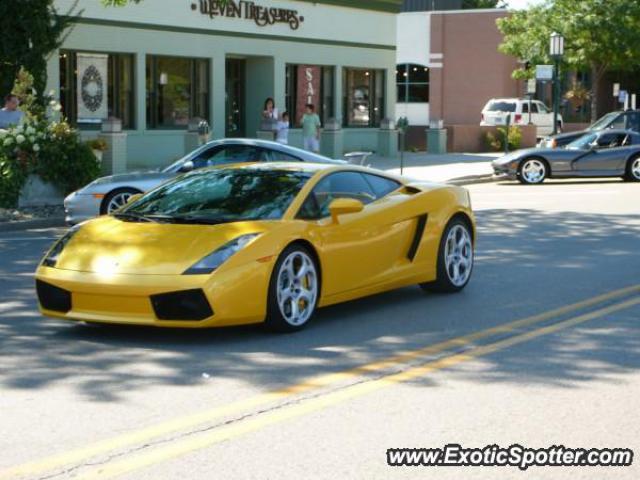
[87,139,108,163]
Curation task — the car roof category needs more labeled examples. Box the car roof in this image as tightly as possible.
[203,138,341,163]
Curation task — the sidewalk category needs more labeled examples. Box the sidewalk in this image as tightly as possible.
[368,152,502,185]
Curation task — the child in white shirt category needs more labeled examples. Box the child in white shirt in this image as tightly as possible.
[276,112,290,145]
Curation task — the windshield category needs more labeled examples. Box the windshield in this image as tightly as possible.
[120,168,312,224]
[566,133,598,150]
[588,112,621,131]
[486,101,516,112]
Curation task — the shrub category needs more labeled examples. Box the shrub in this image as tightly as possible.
[484,126,522,152]
[0,119,100,208]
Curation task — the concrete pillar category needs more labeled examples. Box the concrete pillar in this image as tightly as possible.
[212,56,226,140]
[377,118,398,158]
[135,52,146,133]
[321,118,344,159]
[333,65,343,126]
[99,118,128,175]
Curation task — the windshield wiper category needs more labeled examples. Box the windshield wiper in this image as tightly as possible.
[113,212,157,223]
[145,215,260,225]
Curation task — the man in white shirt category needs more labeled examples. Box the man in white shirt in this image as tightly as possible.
[0,94,25,129]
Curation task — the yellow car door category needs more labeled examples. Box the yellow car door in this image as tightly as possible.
[299,171,417,297]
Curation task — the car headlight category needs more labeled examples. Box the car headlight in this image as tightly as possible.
[41,225,81,268]
[184,233,261,275]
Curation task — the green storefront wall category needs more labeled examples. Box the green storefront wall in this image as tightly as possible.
[49,0,400,168]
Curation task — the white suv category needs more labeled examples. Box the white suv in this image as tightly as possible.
[481,98,563,137]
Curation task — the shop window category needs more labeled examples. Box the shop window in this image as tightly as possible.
[343,68,385,128]
[396,63,429,104]
[285,65,334,127]
[59,51,135,129]
[146,55,210,129]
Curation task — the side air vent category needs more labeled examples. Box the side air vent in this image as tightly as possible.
[150,289,214,321]
[36,280,72,313]
[407,214,428,261]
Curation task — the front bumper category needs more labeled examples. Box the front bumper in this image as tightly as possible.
[491,162,518,179]
[64,192,102,225]
[35,260,273,328]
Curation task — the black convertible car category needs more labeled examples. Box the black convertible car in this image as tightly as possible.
[492,129,640,184]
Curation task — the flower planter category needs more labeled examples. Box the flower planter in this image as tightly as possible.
[18,174,65,208]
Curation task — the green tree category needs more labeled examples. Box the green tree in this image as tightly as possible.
[462,0,506,8]
[0,1,77,101]
[497,0,640,120]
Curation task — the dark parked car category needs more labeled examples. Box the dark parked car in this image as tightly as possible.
[540,110,640,148]
[493,129,640,184]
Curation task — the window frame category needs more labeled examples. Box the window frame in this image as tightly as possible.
[146,54,210,130]
[343,68,386,128]
[296,171,401,220]
[59,49,136,130]
[396,63,429,104]
[285,64,335,127]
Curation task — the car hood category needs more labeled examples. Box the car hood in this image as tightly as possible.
[87,171,175,188]
[53,216,273,275]
[493,148,549,165]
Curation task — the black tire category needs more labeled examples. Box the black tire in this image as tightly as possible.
[100,188,142,215]
[624,155,640,182]
[517,157,548,185]
[265,244,320,333]
[421,218,474,294]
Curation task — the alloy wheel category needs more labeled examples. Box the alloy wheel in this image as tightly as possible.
[107,192,135,213]
[276,251,318,327]
[520,159,546,184]
[632,158,640,180]
[444,224,473,287]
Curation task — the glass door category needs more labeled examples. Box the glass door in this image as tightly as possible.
[225,59,245,137]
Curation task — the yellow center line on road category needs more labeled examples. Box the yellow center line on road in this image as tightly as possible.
[2,284,640,480]
[76,295,640,480]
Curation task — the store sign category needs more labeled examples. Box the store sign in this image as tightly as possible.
[192,0,305,30]
[296,65,321,124]
[77,53,108,123]
[535,65,553,81]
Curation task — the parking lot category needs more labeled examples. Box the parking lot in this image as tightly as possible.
[1,179,639,479]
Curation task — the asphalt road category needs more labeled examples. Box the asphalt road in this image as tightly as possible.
[0,178,639,480]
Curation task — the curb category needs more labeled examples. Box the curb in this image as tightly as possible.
[0,217,66,232]
[447,174,500,186]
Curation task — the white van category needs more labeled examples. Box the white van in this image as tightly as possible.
[481,98,563,137]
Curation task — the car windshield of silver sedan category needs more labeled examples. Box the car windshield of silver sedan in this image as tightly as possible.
[567,133,598,150]
[117,169,312,225]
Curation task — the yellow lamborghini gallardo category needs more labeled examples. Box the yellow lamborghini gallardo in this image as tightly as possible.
[36,163,475,332]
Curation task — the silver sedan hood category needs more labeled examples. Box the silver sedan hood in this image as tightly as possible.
[80,171,176,193]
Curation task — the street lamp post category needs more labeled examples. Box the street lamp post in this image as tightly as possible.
[550,32,565,135]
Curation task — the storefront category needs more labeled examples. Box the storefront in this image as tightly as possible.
[49,0,400,168]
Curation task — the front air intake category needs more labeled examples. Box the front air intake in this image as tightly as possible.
[150,289,214,321]
[36,280,72,313]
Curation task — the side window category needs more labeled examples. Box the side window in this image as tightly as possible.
[268,150,304,162]
[191,146,223,169]
[536,102,548,113]
[530,103,539,114]
[596,133,621,148]
[521,103,529,114]
[298,172,376,220]
[199,145,265,166]
[361,173,402,199]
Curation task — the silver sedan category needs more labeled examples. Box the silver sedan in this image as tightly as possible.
[64,138,344,224]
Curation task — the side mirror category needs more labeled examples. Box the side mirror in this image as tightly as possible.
[127,193,143,204]
[328,198,364,223]
[179,160,195,173]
